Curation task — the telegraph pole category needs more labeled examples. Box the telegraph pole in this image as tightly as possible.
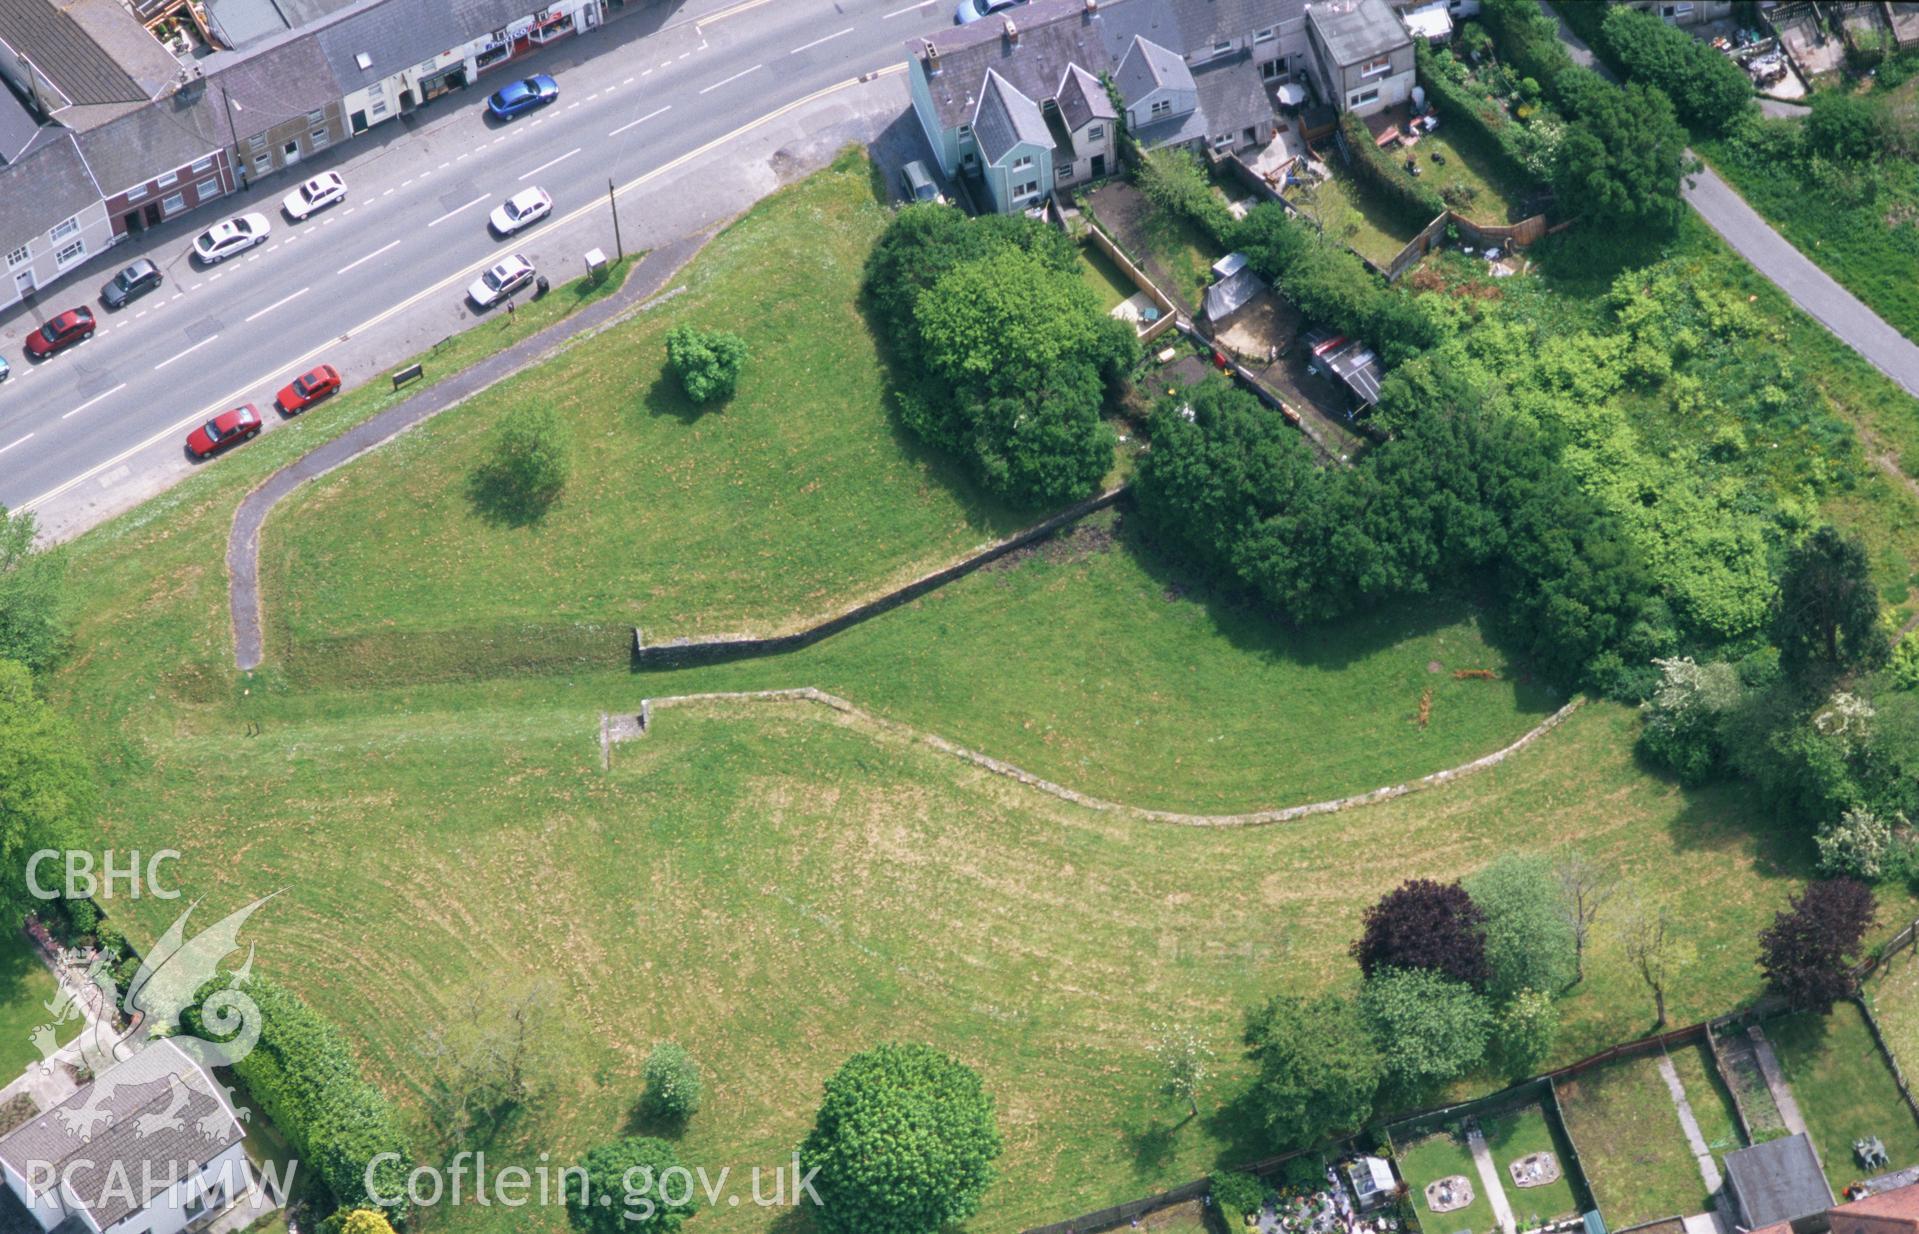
[608,178,623,261]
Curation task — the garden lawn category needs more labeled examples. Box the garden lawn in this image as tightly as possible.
[1665,1042,1745,1159]
[1396,1131,1497,1234]
[1286,170,1416,268]
[0,932,68,1079]
[1079,242,1138,311]
[1390,123,1538,225]
[1554,1055,1711,1226]
[263,149,1034,674]
[1766,1002,1919,1173]
[1866,942,1919,1079]
[1480,1106,1581,1225]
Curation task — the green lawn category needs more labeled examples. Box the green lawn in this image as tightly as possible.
[1079,242,1138,310]
[1397,1130,1497,1234]
[1386,123,1539,225]
[263,150,1033,675]
[1865,940,1919,1080]
[1766,1002,1919,1174]
[1480,1106,1580,1227]
[1666,1042,1746,1159]
[0,932,66,1080]
[1554,1055,1711,1226]
[1285,170,1418,268]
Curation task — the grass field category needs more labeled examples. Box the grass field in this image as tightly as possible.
[1381,123,1538,226]
[1397,1130,1497,1234]
[1480,1106,1581,1226]
[1767,1003,1919,1175]
[1079,242,1138,310]
[0,933,65,1080]
[1554,1055,1710,1226]
[1866,942,1919,1081]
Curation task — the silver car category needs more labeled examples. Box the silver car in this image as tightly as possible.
[468,254,536,308]
[955,0,1025,23]
[489,187,553,237]
[193,213,271,264]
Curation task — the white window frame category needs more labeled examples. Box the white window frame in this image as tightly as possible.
[252,152,272,174]
[1349,87,1379,106]
[156,171,179,190]
[1011,153,1033,170]
[306,108,326,125]
[1150,98,1173,117]
[54,238,85,268]
[125,183,148,203]
[1055,161,1074,180]
[1254,26,1275,42]
[1012,179,1039,200]
[194,177,220,201]
[370,100,389,117]
[49,215,80,242]
[190,156,214,174]
[1088,123,1104,140]
[1360,55,1392,78]
[1212,39,1233,55]
[308,127,331,150]
[161,191,186,216]
[6,244,28,269]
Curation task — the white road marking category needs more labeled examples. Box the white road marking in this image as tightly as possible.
[335,239,402,273]
[207,272,224,281]
[642,68,653,76]
[882,0,932,16]
[438,161,451,170]
[169,293,184,301]
[0,434,32,457]
[342,206,355,215]
[564,101,579,110]
[402,177,415,187]
[244,286,310,323]
[320,217,337,226]
[791,27,853,52]
[133,311,148,319]
[699,64,762,94]
[609,105,671,136]
[20,67,907,519]
[428,194,488,226]
[518,148,580,180]
[154,335,219,371]
[381,188,394,196]
[60,384,127,420]
[584,91,599,100]
[623,76,635,84]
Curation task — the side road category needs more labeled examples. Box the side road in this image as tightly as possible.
[1537,1,1919,401]
[227,233,709,671]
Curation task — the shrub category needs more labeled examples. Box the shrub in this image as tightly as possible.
[640,1042,703,1122]
[1359,967,1494,1095]
[1806,92,1887,163]
[664,325,748,405]
[1638,656,1743,784]
[1464,854,1577,1001]
[1816,806,1896,880]
[567,1137,694,1234]
[1210,1171,1268,1223]
[1242,991,1384,1150]
[1338,111,1446,228]
[1602,6,1752,134]
[1353,878,1491,991]
[1493,988,1558,1080]
[476,405,572,520]
[1135,147,1235,246]
[1758,878,1877,1013]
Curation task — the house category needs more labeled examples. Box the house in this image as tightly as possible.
[0,1040,251,1234]
[1724,1133,1835,1234]
[1304,0,1413,117]
[1744,1176,1919,1234]
[203,34,350,186]
[1,131,113,307]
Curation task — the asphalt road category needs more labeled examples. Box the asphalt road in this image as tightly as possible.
[0,0,955,537]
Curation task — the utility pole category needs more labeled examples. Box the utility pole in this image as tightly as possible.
[222,86,248,189]
[608,178,622,261]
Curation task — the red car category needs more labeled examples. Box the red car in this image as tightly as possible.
[24,308,95,359]
[186,404,262,459]
[275,364,341,415]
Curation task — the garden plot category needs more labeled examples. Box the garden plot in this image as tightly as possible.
[1554,1054,1716,1227]
[1767,1003,1919,1176]
[1396,1128,1499,1234]
[1479,1106,1583,1228]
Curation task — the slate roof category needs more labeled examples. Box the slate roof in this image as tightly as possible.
[909,0,1122,131]
[0,128,101,243]
[1191,48,1268,134]
[0,1041,245,1231]
[1055,62,1114,130]
[314,0,528,95]
[1306,0,1408,66]
[0,0,176,111]
[1167,0,1305,55]
[1115,33,1192,102]
[1724,1134,1835,1232]
[0,79,43,163]
[206,32,344,123]
[74,83,223,193]
[975,68,1051,163]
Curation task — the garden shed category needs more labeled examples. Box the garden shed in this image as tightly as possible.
[1724,1133,1833,1232]
[1345,1156,1398,1211]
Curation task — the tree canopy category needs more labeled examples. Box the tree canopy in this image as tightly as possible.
[566,1137,695,1234]
[0,508,67,676]
[1552,76,1688,233]
[0,659,90,927]
[1358,967,1494,1096]
[1352,878,1491,991]
[1464,853,1578,1001]
[1600,6,1751,134]
[1242,992,1384,1150]
[1758,878,1876,1014]
[1774,526,1887,687]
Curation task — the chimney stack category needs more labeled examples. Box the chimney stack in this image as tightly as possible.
[922,37,940,74]
[1003,16,1019,41]
[1085,0,1098,13]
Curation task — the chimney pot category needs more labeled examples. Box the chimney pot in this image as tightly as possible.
[1003,16,1018,40]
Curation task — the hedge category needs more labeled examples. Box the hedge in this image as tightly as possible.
[1414,43,1541,189]
[1553,0,1621,74]
[1479,0,1578,106]
[1338,110,1446,231]
[1602,5,1752,134]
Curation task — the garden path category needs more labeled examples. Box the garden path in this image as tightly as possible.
[1655,1052,1724,1193]
[1466,1126,1518,1234]
[1746,1025,1810,1138]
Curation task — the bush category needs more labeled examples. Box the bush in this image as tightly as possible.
[1758,878,1876,1013]
[567,1137,694,1234]
[1338,111,1446,229]
[640,1042,703,1122]
[1135,147,1235,246]
[1358,966,1494,1096]
[664,325,748,405]
[1464,854,1577,1001]
[1415,45,1549,193]
[1816,806,1896,880]
[1806,92,1887,163]
[476,405,572,520]
[1210,1170,1267,1223]
[1602,6,1752,135]
[1638,656,1743,784]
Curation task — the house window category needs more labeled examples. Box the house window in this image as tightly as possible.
[191,156,214,174]
[6,244,28,268]
[1212,39,1232,55]
[1087,123,1104,140]
[1254,26,1275,42]
[249,132,267,151]
[54,238,84,267]
[253,152,272,174]
[371,100,389,117]
[161,192,186,216]
[309,127,331,149]
[367,80,384,97]
[1056,161,1074,180]
[1150,99,1173,117]
[49,215,81,242]
[156,171,179,190]
[958,123,972,138]
[306,109,326,125]
[1011,153,1032,170]
[195,177,220,201]
[126,183,149,203]
[1349,87,1379,106]
[1361,55,1392,77]
[1261,59,1287,81]
[1012,179,1039,199]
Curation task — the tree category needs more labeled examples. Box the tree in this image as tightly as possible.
[567,1137,694,1234]
[1816,807,1895,881]
[1775,526,1888,686]
[1147,1023,1214,1118]
[1553,76,1687,233]
[640,1042,703,1123]
[1554,851,1618,987]
[0,508,67,675]
[326,1212,397,1234]
[415,978,556,1147]
[0,659,89,927]
[1463,854,1578,1002]
[1358,967,1494,1096]
[799,1043,1001,1234]
[1758,878,1877,1014]
[1805,92,1886,163]
[1493,989,1558,1080]
[1352,878,1491,991]
[1241,992,1384,1149]
[1601,6,1751,134]
[1621,901,1688,1028]
[664,325,748,405]
[1638,657,1743,784]
[476,405,572,520]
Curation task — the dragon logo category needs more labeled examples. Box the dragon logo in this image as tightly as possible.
[32,896,274,1140]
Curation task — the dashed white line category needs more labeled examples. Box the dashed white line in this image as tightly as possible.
[381,187,394,196]
[623,75,635,83]
[791,26,853,52]
[244,286,310,323]
[641,68,653,76]
[207,272,224,281]
[584,91,599,100]
[882,0,932,16]
[335,239,402,273]
[169,293,184,302]
[341,206,355,215]
[438,161,451,170]
[0,434,32,457]
[608,105,671,136]
[518,148,580,180]
[60,384,126,420]
[402,177,416,187]
[153,335,219,371]
[133,310,148,320]
[456,152,471,161]
[320,216,337,226]
[699,64,762,94]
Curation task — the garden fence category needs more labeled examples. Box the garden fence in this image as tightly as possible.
[1858,916,1919,983]
[1853,993,1919,1129]
[1082,217,1180,345]
[1021,1176,1214,1234]
[1703,1019,1760,1145]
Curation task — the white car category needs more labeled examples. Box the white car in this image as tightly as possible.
[489,187,552,237]
[281,172,346,220]
[468,254,536,309]
[193,213,270,264]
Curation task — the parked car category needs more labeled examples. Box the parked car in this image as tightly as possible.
[487,74,558,120]
[468,254,536,308]
[900,160,944,205]
[0,356,10,384]
[193,213,271,264]
[955,0,1025,24]
[275,364,342,415]
[282,172,347,220]
[23,307,95,359]
[186,404,262,458]
[489,187,553,236]
[100,259,162,309]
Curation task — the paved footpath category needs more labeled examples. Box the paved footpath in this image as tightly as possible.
[227,232,709,671]
[1466,1126,1517,1234]
[1747,1024,1810,1138]
[1656,1052,1725,1194]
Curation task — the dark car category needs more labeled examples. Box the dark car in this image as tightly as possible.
[23,308,95,359]
[275,364,341,415]
[100,259,163,310]
[186,404,262,458]
[487,74,558,120]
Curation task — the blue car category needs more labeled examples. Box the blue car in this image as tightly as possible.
[487,74,558,120]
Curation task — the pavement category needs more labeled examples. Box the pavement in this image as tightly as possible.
[1466,1126,1517,1234]
[227,231,708,670]
[1746,1024,1810,1139]
[1655,1052,1725,1195]
[0,0,959,541]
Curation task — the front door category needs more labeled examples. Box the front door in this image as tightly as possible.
[143,203,162,227]
[122,210,143,235]
[12,269,33,299]
[1091,153,1106,177]
[283,140,301,167]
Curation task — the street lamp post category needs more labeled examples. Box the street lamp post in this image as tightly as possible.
[223,90,249,190]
